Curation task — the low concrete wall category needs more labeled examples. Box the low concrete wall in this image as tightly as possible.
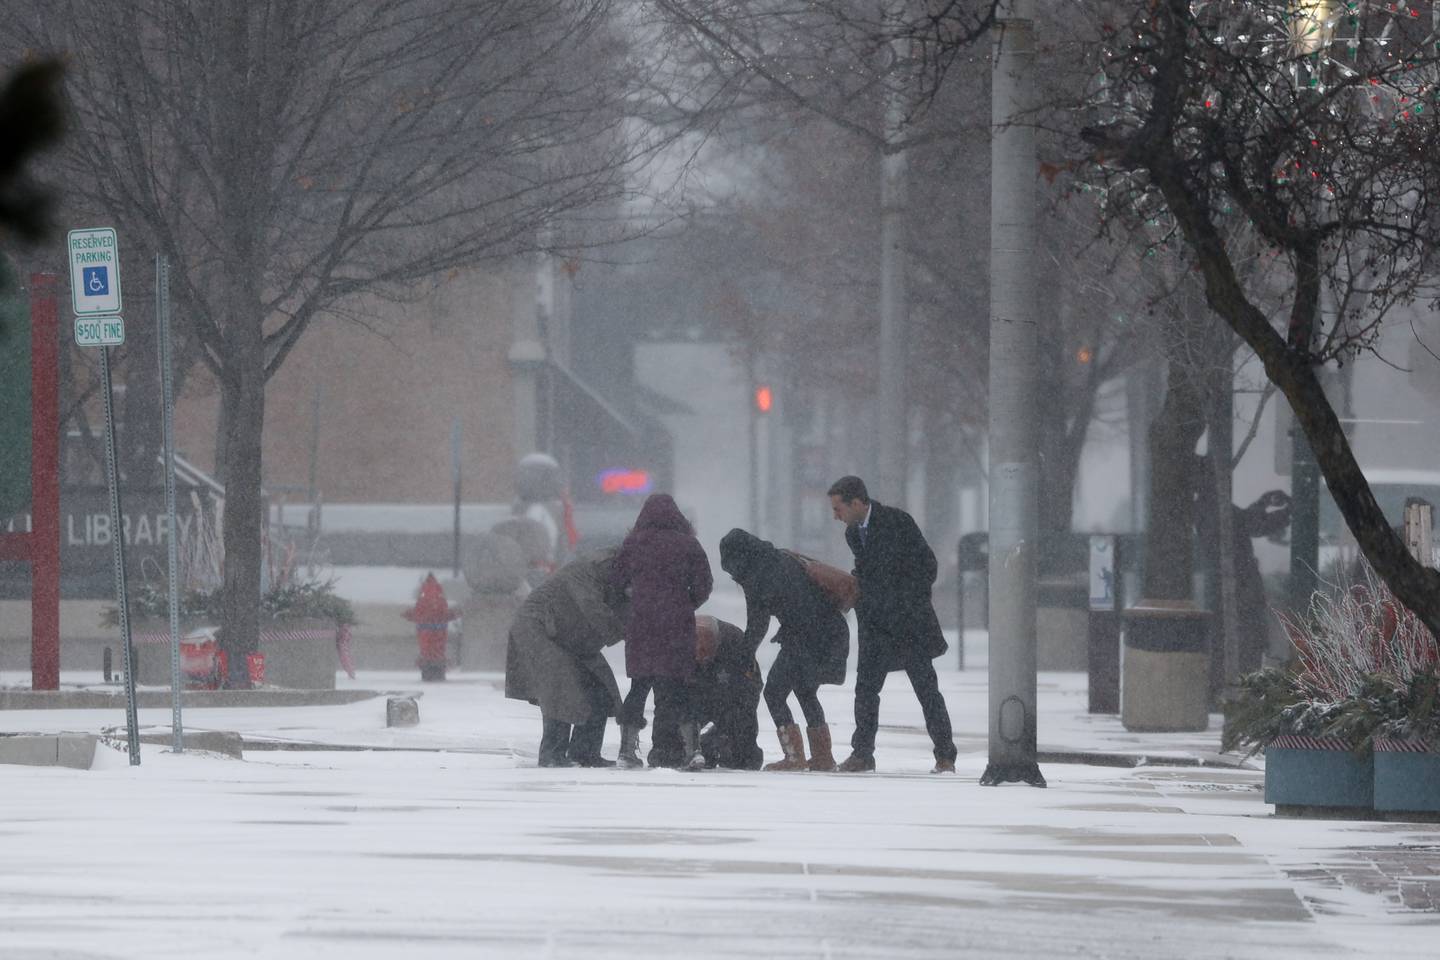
[0,733,97,769]
[0,599,508,679]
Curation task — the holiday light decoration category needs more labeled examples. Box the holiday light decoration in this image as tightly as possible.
[1080,0,1440,225]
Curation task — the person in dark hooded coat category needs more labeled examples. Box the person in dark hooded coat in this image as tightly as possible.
[719,528,850,772]
[645,615,765,770]
[504,548,628,767]
[612,493,713,770]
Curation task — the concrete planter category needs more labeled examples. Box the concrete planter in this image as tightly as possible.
[1374,738,1440,818]
[258,619,340,689]
[128,618,202,686]
[1265,735,1374,816]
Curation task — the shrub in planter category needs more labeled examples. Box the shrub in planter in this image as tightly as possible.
[106,577,357,689]
[257,578,357,690]
[259,578,357,627]
[1223,563,1440,815]
[1371,672,1440,817]
[101,584,218,685]
[1222,670,1377,812]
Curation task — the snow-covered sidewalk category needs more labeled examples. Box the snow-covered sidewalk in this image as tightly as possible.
[2,653,1438,958]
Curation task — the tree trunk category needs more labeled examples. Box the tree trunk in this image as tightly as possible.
[1152,167,1440,638]
[921,406,961,563]
[217,332,265,688]
[1141,352,1207,600]
[117,297,162,488]
[1038,379,1096,557]
[1207,371,1241,701]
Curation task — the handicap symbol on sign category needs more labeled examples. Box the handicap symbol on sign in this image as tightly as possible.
[83,266,109,296]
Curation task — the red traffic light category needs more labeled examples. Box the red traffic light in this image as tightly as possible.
[754,385,773,413]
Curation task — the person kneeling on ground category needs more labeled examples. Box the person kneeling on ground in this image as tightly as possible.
[504,548,628,767]
[647,615,765,770]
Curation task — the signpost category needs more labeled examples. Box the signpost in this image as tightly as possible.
[68,228,123,317]
[69,226,140,766]
[73,315,125,348]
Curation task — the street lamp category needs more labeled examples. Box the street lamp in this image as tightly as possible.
[1289,1,1334,56]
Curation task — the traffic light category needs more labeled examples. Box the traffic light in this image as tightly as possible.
[754,384,773,413]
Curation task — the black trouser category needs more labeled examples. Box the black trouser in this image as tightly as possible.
[633,676,698,768]
[622,676,696,726]
[539,671,611,764]
[620,678,652,728]
[650,677,694,732]
[763,651,826,728]
[851,641,957,762]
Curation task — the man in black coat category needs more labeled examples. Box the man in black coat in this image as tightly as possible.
[828,475,958,774]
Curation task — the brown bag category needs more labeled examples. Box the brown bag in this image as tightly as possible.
[695,614,721,664]
[782,550,858,613]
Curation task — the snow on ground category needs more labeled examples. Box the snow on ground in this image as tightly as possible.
[4,643,1439,957]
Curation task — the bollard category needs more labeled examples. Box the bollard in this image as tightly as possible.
[1087,535,1122,713]
[386,697,420,728]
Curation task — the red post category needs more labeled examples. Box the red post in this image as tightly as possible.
[29,274,60,690]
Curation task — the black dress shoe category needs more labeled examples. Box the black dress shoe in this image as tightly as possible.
[571,755,617,768]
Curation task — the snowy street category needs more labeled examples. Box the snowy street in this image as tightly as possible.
[3,637,1436,959]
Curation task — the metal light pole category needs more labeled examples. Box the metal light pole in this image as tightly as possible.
[877,85,910,505]
[982,0,1045,788]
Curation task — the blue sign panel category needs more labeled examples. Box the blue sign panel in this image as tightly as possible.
[83,266,110,297]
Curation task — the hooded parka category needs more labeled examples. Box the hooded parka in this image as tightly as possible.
[719,528,849,688]
[613,494,713,680]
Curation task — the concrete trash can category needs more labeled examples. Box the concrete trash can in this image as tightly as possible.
[1121,600,1211,732]
[1037,576,1088,670]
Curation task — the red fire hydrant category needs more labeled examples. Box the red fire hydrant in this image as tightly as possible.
[404,573,459,681]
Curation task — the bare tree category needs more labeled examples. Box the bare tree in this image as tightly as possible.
[646,0,1000,502]
[646,0,999,136]
[1074,0,1440,635]
[19,0,660,682]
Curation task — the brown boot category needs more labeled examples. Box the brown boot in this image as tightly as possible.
[763,724,808,771]
[805,723,837,772]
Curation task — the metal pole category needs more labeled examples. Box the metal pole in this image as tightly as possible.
[27,275,61,690]
[451,416,462,579]
[877,87,909,505]
[982,0,1045,788]
[158,255,183,752]
[749,363,761,533]
[307,381,322,535]
[101,345,140,765]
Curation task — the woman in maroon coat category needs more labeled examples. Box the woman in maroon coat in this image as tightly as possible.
[613,493,713,770]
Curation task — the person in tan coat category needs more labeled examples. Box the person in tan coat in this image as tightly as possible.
[504,548,627,767]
